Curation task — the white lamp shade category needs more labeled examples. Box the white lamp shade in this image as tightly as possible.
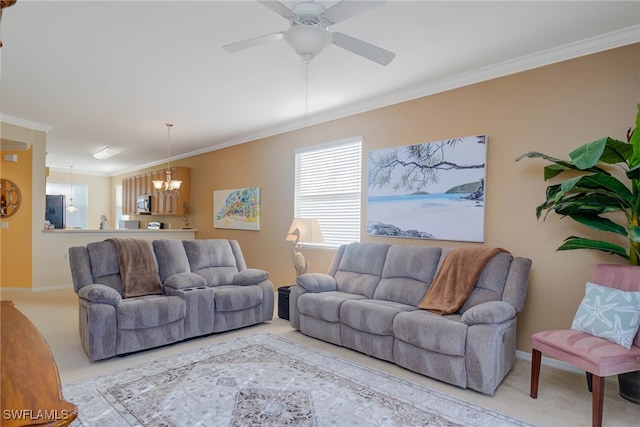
[286,218,324,244]
[284,24,332,59]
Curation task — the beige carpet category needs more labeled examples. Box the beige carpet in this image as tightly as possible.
[2,288,639,426]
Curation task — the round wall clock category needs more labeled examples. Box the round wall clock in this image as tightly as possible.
[0,178,22,217]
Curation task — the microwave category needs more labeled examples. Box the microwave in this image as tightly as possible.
[137,194,152,214]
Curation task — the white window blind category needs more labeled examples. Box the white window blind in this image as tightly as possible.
[294,137,362,246]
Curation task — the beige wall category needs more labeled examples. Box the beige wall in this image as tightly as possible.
[123,43,638,352]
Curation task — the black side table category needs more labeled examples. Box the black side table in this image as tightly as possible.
[278,286,292,320]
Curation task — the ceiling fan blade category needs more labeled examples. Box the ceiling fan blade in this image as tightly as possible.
[332,32,395,66]
[323,1,385,25]
[258,1,297,20]
[223,31,285,53]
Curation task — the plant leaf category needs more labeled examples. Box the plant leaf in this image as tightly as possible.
[568,214,628,236]
[557,236,629,259]
[543,164,570,180]
[569,137,632,168]
[516,151,606,179]
[600,137,633,165]
[626,164,640,179]
[629,103,640,168]
[569,138,607,169]
[559,173,634,206]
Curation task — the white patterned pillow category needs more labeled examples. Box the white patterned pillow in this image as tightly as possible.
[571,282,640,349]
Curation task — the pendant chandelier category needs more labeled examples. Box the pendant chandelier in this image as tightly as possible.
[152,123,181,198]
[66,165,78,212]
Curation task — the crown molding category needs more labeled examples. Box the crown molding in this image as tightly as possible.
[168,25,640,176]
[0,114,53,132]
[57,25,640,177]
[319,25,640,126]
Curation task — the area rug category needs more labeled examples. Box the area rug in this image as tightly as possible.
[63,332,533,426]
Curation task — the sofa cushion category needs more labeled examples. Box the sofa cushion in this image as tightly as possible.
[393,310,467,356]
[153,239,191,282]
[213,285,263,312]
[183,239,238,269]
[375,246,442,306]
[183,240,240,286]
[77,284,122,306]
[340,299,416,335]
[459,252,513,313]
[334,243,390,297]
[299,291,366,323]
[117,295,185,329]
[86,241,123,295]
[296,273,337,293]
[233,269,269,286]
[195,267,238,287]
[164,272,207,290]
[461,301,516,325]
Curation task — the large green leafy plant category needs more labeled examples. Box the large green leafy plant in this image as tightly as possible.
[516,104,640,265]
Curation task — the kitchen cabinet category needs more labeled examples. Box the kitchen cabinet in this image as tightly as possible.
[122,166,190,216]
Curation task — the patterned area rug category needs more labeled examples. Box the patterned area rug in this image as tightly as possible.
[63,332,533,426]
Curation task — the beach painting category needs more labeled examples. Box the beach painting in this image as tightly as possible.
[213,187,260,231]
[367,135,487,242]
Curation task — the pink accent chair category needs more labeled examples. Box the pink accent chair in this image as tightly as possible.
[530,264,640,427]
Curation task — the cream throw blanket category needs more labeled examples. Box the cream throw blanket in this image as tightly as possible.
[106,238,162,298]
[418,247,508,314]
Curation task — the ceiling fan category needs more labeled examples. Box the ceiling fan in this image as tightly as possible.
[223,1,395,66]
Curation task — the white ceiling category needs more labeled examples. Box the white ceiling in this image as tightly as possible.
[1,1,639,176]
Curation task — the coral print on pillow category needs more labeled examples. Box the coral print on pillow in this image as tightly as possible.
[571,281,640,349]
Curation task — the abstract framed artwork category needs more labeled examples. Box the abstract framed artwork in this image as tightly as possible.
[213,187,260,231]
[367,135,487,242]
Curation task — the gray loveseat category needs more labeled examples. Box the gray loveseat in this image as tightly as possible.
[69,238,274,361]
[289,242,532,395]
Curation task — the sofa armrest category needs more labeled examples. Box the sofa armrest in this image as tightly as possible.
[233,268,269,286]
[296,273,337,293]
[77,284,122,306]
[164,272,207,290]
[461,301,516,325]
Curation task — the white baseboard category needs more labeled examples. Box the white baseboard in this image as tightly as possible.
[516,349,584,375]
[1,284,74,292]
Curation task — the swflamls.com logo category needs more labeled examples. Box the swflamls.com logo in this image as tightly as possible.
[2,409,74,421]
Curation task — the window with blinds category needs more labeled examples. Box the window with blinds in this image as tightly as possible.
[294,136,362,247]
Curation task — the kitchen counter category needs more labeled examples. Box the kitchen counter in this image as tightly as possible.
[42,228,198,233]
[35,229,197,289]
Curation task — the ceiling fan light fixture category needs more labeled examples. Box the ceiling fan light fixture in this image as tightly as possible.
[284,24,332,60]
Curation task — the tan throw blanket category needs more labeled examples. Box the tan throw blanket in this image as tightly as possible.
[418,247,508,315]
[106,238,162,298]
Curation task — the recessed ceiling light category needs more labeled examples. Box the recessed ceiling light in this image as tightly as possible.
[93,146,121,160]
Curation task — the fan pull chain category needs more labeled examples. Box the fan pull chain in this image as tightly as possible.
[303,59,310,129]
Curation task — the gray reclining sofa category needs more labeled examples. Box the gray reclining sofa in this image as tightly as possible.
[289,242,532,395]
[69,238,274,361]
